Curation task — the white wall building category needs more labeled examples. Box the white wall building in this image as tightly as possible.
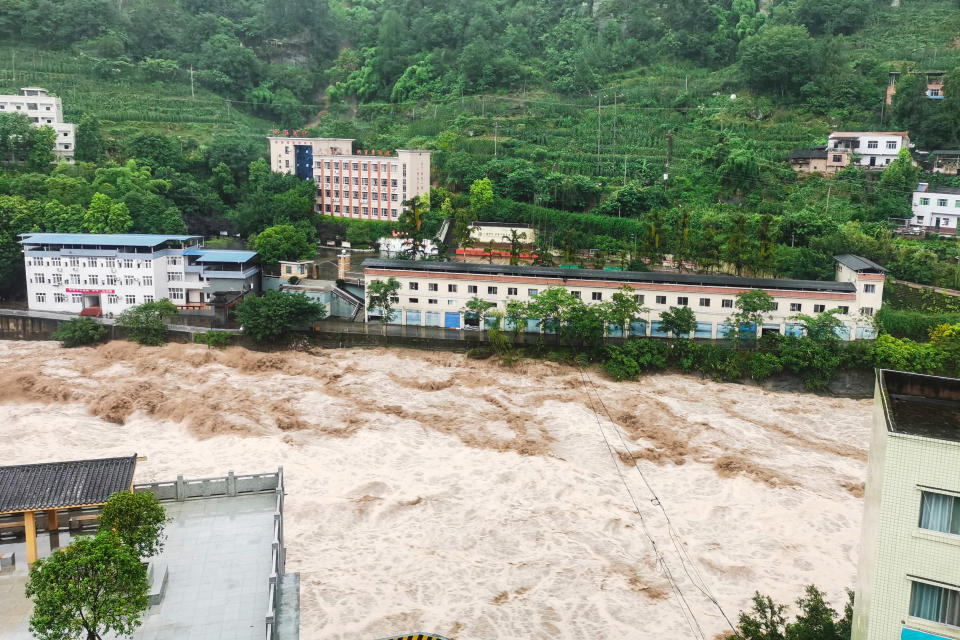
[20,234,260,316]
[911,183,960,234]
[828,131,911,170]
[362,255,884,338]
[853,369,960,640]
[0,88,76,163]
[468,222,537,245]
[267,132,431,222]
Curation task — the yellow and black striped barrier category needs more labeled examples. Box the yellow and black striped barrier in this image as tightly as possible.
[377,634,451,640]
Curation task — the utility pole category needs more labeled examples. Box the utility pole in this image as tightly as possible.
[623,156,627,186]
[190,66,195,100]
[664,131,673,187]
[597,93,602,176]
[825,185,832,217]
[612,92,617,154]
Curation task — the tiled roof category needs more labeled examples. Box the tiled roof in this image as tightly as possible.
[362,259,858,293]
[835,254,887,273]
[184,249,258,263]
[0,455,137,513]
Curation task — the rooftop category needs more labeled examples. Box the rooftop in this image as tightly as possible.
[20,233,201,247]
[184,249,259,263]
[469,221,534,228]
[834,254,887,273]
[878,370,960,443]
[0,455,137,515]
[915,183,960,196]
[829,131,909,138]
[789,148,828,160]
[362,259,857,293]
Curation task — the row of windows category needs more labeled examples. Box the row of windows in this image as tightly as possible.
[913,215,956,228]
[36,292,151,305]
[322,176,399,187]
[323,204,398,217]
[917,197,960,208]
[0,102,55,111]
[909,581,959,628]
[32,273,154,286]
[322,190,399,201]
[28,257,154,269]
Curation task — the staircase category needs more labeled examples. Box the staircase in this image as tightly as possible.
[332,286,365,322]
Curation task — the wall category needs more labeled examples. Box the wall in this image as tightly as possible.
[0,311,195,342]
[912,190,960,233]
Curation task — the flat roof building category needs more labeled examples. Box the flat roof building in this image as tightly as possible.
[20,234,260,316]
[267,131,430,222]
[362,256,884,338]
[911,183,960,235]
[0,88,75,163]
[828,132,912,170]
[852,370,960,640]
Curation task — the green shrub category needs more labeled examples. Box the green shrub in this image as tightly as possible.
[875,306,960,340]
[692,343,745,382]
[748,352,783,382]
[602,347,641,380]
[871,334,945,374]
[51,317,107,347]
[116,299,177,346]
[466,347,492,359]
[288,276,300,284]
[193,330,233,348]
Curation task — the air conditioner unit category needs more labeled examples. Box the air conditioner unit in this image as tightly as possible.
[56,268,62,273]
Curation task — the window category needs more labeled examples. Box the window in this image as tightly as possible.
[790,303,802,312]
[50,257,61,267]
[955,201,960,208]
[838,306,849,314]
[88,259,97,268]
[886,140,897,149]
[391,194,398,201]
[448,284,457,293]
[428,283,438,292]
[814,304,825,313]
[864,284,876,293]
[634,294,644,304]
[677,297,688,306]
[508,287,518,296]
[409,297,419,304]
[123,259,134,268]
[917,216,925,223]
[35,292,46,303]
[125,276,136,286]
[51,274,61,285]
[125,295,136,305]
[939,199,949,207]
[70,274,80,285]
[447,300,456,306]
[390,296,399,303]
[71,294,82,304]
[589,292,601,301]
[144,295,154,303]
[428,298,438,305]
[391,209,398,218]
[832,155,843,163]
[143,276,152,286]
[699,298,710,307]
[862,307,874,316]
[107,294,118,304]
[106,275,117,285]
[909,581,960,628]
[88,275,98,285]
[168,288,184,300]
[487,286,497,295]
[571,291,581,299]
[867,140,879,149]
[34,273,45,284]
[468,285,478,294]
[656,295,667,305]
[409,282,419,291]
[528,289,539,297]
[771,302,779,311]
[54,293,66,303]
[69,257,79,267]
[722,299,734,309]
[921,198,931,206]
[919,490,960,535]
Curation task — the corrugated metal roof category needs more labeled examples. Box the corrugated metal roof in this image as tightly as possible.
[20,233,200,246]
[834,254,887,273]
[362,259,857,293]
[0,455,137,514]
[193,250,258,263]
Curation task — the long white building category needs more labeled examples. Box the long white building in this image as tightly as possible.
[828,131,911,170]
[0,88,76,163]
[911,183,960,234]
[361,254,885,339]
[21,234,260,316]
[267,132,430,221]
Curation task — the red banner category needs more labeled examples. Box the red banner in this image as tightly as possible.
[65,288,115,294]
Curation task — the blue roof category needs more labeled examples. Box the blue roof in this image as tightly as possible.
[192,250,258,263]
[20,233,201,246]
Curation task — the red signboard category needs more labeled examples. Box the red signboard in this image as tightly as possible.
[65,288,115,294]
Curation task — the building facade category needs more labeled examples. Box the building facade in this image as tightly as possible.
[21,234,260,316]
[468,222,537,245]
[911,184,960,234]
[267,132,431,221]
[852,369,960,640]
[0,88,76,163]
[362,256,883,339]
[788,147,852,175]
[828,132,912,170]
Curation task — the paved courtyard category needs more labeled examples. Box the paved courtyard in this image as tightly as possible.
[0,492,276,640]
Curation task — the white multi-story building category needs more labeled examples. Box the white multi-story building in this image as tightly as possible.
[853,369,960,640]
[911,183,960,234]
[828,131,912,170]
[20,233,260,316]
[0,88,76,163]
[267,132,430,221]
[362,254,884,338]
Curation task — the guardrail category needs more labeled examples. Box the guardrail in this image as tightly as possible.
[265,467,285,640]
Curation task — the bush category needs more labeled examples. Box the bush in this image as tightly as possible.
[288,275,301,284]
[466,347,492,359]
[603,339,670,380]
[116,299,177,346]
[875,306,960,341]
[748,352,783,382]
[99,491,168,559]
[233,291,327,342]
[193,330,233,348]
[51,317,107,347]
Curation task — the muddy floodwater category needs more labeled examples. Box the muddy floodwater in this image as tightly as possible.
[0,340,871,640]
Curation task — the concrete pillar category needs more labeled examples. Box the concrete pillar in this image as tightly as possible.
[46,509,58,531]
[337,250,349,281]
[227,471,237,497]
[24,511,37,565]
[176,475,185,502]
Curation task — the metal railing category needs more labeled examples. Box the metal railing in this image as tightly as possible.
[265,467,285,640]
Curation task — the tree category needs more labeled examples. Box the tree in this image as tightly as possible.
[254,224,314,265]
[469,177,494,219]
[605,285,644,333]
[98,491,168,559]
[365,277,401,330]
[234,291,327,342]
[733,592,787,640]
[792,308,844,342]
[84,193,132,234]
[25,533,149,640]
[504,229,527,265]
[786,586,841,640]
[724,213,752,276]
[116,299,178,346]
[397,195,431,260]
[737,26,814,97]
[52,317,108,347]
[463,296,495,328]
[728,289,777,344]
[659,306,697,338]
[29,126,56,170]
[75,115,106,163]
[875,148,920,220]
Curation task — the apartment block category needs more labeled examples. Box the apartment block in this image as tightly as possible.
[20,233,260,316]
[362,255,883,338]
[911,183,960,234]
[852,370,960,640]
[828,131,911,170]
[267,132,430,221]
[0,88,76,163]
